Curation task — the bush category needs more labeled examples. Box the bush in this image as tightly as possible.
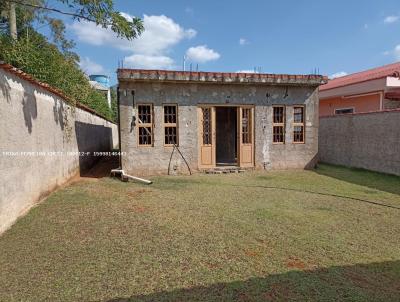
[0,33,114,121]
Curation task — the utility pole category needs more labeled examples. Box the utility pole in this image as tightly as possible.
[9,1,17,40]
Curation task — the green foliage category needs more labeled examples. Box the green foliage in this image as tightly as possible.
[110,88,118,122]
[54,0,144,40]
[1,0,144,41]
[0,0,144,122]
[0,31,113,120]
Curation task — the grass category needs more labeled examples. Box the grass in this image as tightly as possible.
[0,163,399,301]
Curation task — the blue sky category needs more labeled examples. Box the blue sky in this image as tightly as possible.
[57,0,400,84]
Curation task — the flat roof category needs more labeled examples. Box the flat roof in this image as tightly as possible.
[118,69,327,86]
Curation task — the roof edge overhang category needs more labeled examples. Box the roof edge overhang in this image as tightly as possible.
[117,69,328,87]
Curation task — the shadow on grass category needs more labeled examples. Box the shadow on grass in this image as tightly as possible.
[105,260,400,302]
[315,163,400,196]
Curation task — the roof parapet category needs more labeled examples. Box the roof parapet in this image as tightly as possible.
[118,69,328,86]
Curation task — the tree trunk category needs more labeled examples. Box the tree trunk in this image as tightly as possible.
[9,2,17,40]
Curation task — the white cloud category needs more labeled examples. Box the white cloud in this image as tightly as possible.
[186,45,220,63]
[131,15,196,55]
[124,54,175,69]
[364,23,369,29]
[239,38,248,45]
[329,71,348,79]
[70,13,197,69]
[382,44,400,60]
[79,57,105,75]
[384,15,399,24]
[184,29,197,39]
[70,21,119,46]
[71,14,196,53]
[394,45,400,60]
[236,69,256,73]
[120,12,134,22]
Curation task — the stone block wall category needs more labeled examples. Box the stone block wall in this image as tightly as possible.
[119,81,319,175]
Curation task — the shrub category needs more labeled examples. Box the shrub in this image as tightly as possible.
[0,32,114,121]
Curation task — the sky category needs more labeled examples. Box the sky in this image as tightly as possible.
[51,0,400,85]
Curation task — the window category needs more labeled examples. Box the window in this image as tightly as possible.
[137,104,153,146]
[335,108,354,115]
[202,108,212,145]
[164,105,178,145]
[293,106,305,143]
[242,108,252,144]
[273,106,285,143]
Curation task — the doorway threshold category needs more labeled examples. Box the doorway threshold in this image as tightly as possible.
[216,162,238,167]
[204,166,245,174]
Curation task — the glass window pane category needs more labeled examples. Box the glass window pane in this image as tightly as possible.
[202,108,212,145]
[294,107,304,123]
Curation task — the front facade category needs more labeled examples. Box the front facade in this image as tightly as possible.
[118,70,326,175]
[320,62,400,116]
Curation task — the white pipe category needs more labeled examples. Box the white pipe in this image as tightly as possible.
[110,169,152,184]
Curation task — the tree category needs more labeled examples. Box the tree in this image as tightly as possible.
[2,0,143,41]
[0,0,141,122]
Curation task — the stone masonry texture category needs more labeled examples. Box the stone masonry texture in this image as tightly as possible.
[119,77,321,176]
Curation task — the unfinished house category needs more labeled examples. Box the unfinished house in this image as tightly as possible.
[118,70,327,175]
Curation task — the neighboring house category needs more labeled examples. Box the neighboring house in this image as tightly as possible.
[319,62,400,116]
[89,74,111,107]
[118,69,327,175]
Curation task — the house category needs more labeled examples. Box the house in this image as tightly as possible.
[89,74,112,107]
[320,62,400,116]
[117,69,327,175]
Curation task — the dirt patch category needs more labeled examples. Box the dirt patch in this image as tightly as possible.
[127,189,148,198]
[286,257,306,270]
[80,156,119,179]
[244,250,259,257]
[204,262,219,270]
[124,202,149,213]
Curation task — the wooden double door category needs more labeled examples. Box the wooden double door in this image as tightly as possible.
[198,105,254,169]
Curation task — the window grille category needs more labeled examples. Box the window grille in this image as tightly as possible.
[202,108,212,145]
[164,105,178,145]
[242,108,252,144]
[293,106,305,143]
[137,104,153,146]
[273,106,285,143]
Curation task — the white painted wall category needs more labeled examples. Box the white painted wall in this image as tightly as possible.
[0,68,118,234]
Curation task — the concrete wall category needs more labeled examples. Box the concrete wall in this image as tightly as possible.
[119,81,319,175]
[319,110,400,176]
[0,68,118,234]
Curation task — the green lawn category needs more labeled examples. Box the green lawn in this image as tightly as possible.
[0,164,399,301]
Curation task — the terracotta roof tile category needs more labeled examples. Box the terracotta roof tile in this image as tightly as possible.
[320,62,400,91]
